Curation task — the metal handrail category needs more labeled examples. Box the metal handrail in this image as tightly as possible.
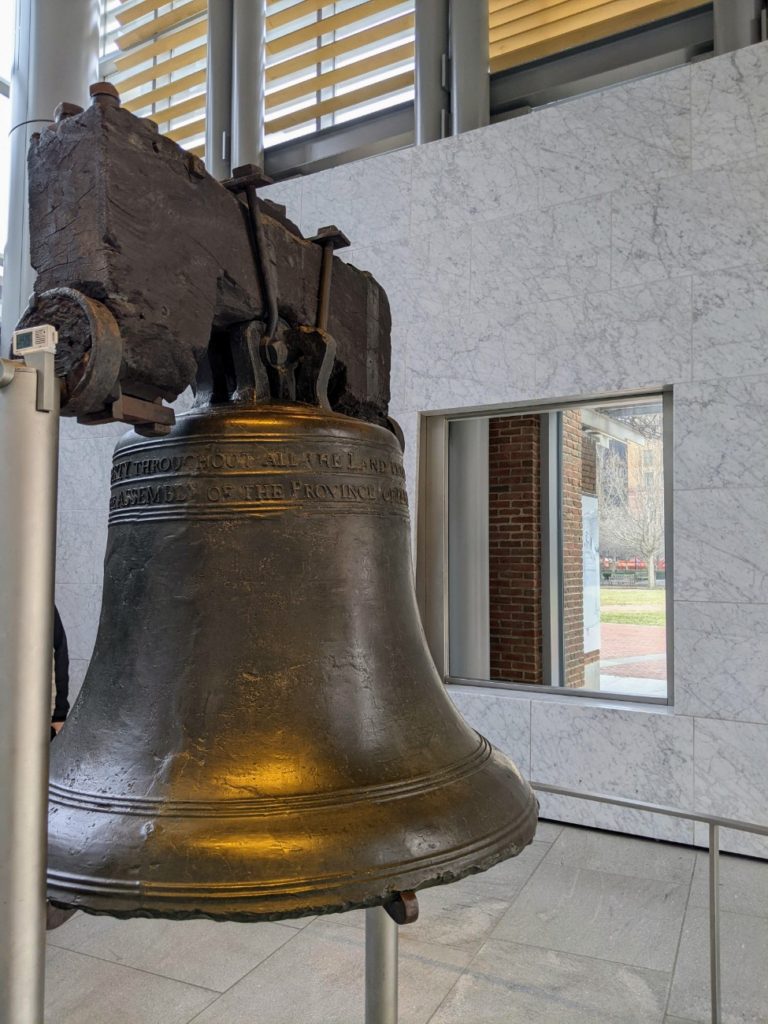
[530,781,768,1024]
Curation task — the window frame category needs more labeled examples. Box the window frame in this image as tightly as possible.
[416,389,674,707]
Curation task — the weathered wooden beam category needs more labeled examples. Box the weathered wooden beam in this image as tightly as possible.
[21,89,391,425]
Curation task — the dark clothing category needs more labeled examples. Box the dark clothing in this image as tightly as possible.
[52,606,70,723]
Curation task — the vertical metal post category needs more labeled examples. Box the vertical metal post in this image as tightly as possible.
[415,0,449,144]
[448,418,490,680]
[0,357,60,1024]
[448,0,489,135]
[231,0,266,170]
[206,0,234,180]
[2,0,98,343]
[541,413,563,687]
[713,0,764,55]
[709,823,722,1024]
[365,908,398,1024]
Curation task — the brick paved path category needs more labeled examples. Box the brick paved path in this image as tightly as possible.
[599,623,666,679]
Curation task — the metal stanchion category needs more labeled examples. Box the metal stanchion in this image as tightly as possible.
[0,345,60,1024]
[709,823,722,1024]
[365,907,398,1024]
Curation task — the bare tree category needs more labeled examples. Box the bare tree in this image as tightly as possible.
[598,443,665,588]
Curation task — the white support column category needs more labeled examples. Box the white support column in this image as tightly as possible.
[448,0,489,135]
[2,0,99,344]
[415,0,449,144]
[448,418,490,681]
[713,0,764,55]
[0,355,60,1024]
[231,0,266,170]
[206,0,234,180]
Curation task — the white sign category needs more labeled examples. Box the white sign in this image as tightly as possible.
[582,494,601,654]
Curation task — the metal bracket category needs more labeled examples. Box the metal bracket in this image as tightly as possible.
[308,225,350,333]
[383,890,419,926]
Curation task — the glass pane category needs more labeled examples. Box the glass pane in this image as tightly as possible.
[585,398,667,698]
[447,396,668,701]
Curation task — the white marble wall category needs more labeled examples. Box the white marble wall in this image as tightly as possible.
[56,43,768,855]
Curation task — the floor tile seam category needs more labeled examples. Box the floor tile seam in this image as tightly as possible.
[683,900,768,923]
[49,919,301,1001]
[182,927,301,1024]
[422,922,493,1024]
[529,846,696,892]
[484,932,678,978]
[663,847,697,1018]
[46,943,223,996]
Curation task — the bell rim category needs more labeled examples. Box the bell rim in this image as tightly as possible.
[47,786,538,922]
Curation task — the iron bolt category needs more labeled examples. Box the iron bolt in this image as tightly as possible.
[54,102,84,123]
[89,81,121,108]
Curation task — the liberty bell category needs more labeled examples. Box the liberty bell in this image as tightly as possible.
[40,151,537,921]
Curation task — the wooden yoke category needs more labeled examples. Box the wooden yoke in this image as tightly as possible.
[18,84,392,434]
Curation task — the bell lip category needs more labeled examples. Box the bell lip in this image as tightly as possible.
[46,788,539,923]
[114,400,400,454]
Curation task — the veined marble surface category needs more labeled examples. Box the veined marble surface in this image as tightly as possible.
[53,42,768,856]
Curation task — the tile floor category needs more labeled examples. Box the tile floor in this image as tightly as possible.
[45,821,768,1024]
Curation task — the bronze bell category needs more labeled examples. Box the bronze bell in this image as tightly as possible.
[48,401,537,920]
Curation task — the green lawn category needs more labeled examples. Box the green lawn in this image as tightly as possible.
[600,587,666,626]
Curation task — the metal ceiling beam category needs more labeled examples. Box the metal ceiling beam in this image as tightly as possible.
[491,7,713,118]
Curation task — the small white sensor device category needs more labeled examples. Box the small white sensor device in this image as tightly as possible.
[11,324,58,357]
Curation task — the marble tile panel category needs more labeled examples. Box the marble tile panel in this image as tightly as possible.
[694,718,768,859]
[260,174,304,227]
[535,790,694,845]
[54,584,102,663]
[448,687,531,776]
[675,488,768,604]
[692,42,768,170]
[674,378,768,489]
[545,825,696,884]
[674,602,768,724]
[492,860,688,972]
[612,159,768,289]
[49,915,295,992]
[667,905,768,1022]
[347,231,470,331]
[58,436,114,513]
[429,938,670,1024]
[692,263,768,381]
[401,306,548,415]
[539,65,690,208]
[301,147,412,246]
[44,945,216,1024]
[56,509,107,585]
[470,194,612,317]
[531,701,694,808]
[410,115,539,238]
[532,279,692,399]
[191,916,469,1024]
[689,849,768,918]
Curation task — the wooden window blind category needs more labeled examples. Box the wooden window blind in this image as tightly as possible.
[106,0,208,156]
[489,0,706,74]
[265,0,415,144]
